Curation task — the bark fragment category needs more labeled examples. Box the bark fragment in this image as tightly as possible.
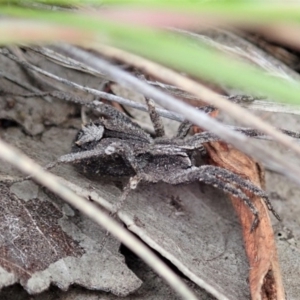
[194,118,285,300]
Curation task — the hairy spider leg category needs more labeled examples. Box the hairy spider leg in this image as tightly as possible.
[98,175,140,254]
[112,175,141,214]
[173,132,222,150]
[176,120,193,139]
[2,160,59,184]
[164,166,260,232]
[67,140,143,171]
[176,105,217,139]
[199,166,280,221]
[97,177,141,254]
[145,98,165,137]
[89,101,143,129]
[1,144,115,184]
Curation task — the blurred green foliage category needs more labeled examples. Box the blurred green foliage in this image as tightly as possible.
[1,1,300,104]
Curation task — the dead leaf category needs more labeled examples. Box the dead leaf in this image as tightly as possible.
[0,183,84,281]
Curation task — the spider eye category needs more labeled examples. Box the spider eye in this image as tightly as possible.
[75,123,104,146]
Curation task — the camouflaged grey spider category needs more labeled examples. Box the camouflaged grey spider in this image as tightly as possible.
[56,98,280,232]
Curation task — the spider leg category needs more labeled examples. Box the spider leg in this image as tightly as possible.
[177,131,221,149]
[1,147,112,184]
[233,127,300,140]
[166,166,261,231]
[86,99,141,129]
[62,141,143,171]
[5,141,142,185]
[112,175,141,213]
[176,120,192,139]
[182,126,300,148]
[1,160,59,184]
[145,97,165,137]
[176,105,216,139]
[198,165,280,221]
[98,175,141,253]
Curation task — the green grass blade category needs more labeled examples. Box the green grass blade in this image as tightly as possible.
[1,5,300,105]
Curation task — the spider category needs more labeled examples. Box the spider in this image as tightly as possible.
[55,98,280,232]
